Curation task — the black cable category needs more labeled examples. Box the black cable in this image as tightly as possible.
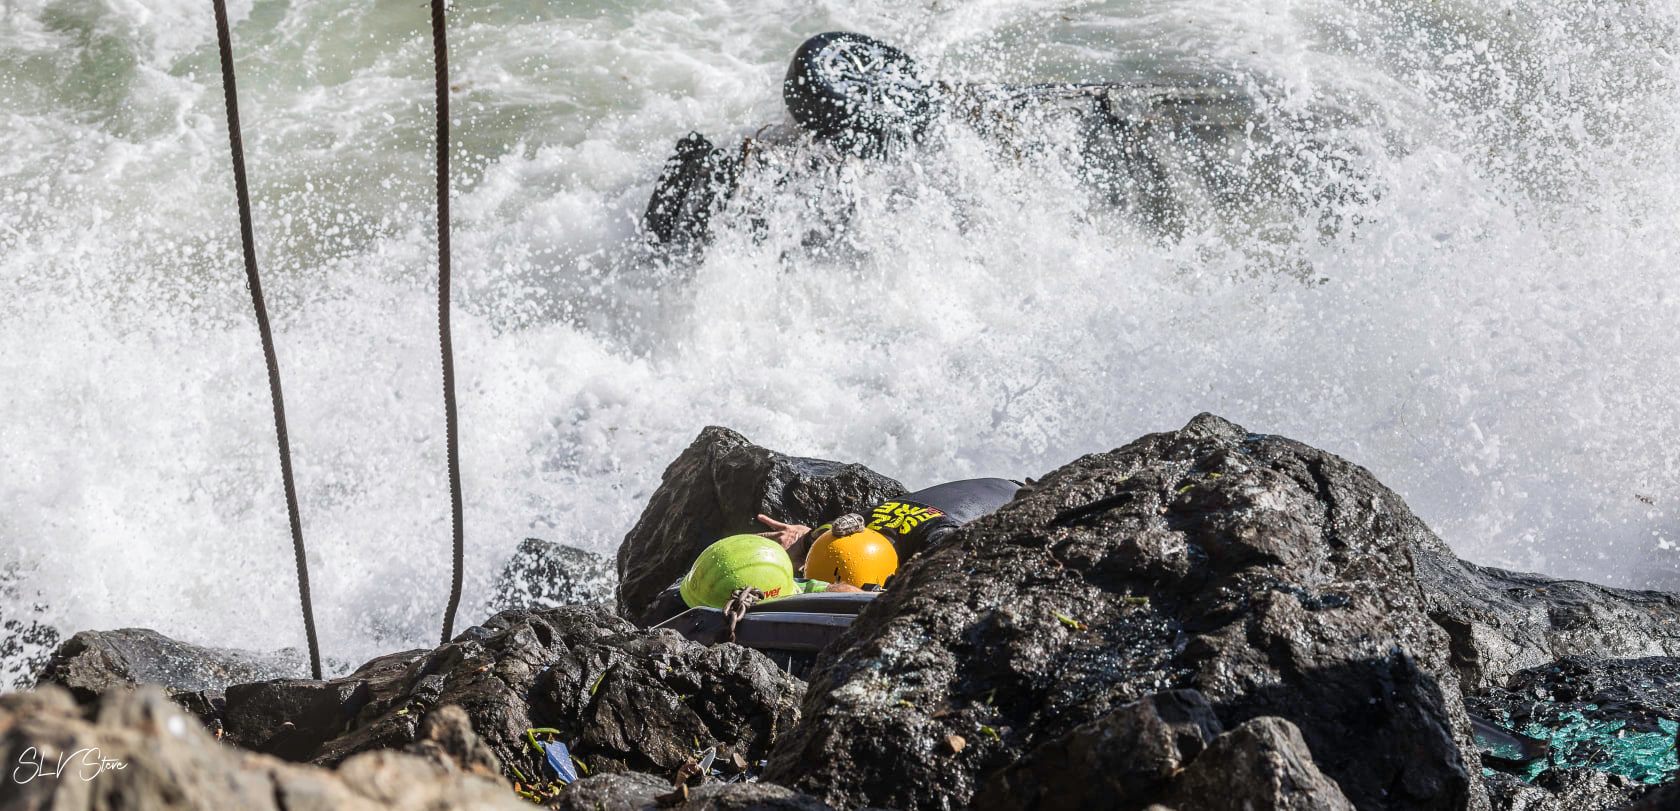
[430,0,466,644]
[210,0,323,680]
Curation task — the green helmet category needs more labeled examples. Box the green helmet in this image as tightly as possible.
[680,534,799,609]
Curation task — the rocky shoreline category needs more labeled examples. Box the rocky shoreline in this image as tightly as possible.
[3,415,1677,809]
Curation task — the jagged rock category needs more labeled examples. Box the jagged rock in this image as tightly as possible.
[209,606,802,786]
[1627,780,1680,810]
[492,537,616,612]
[617,426,905,625]
[767,414,1484,811]
[1417,554,1680,690]
[1162,717,1355,811]
[1467,656,1678,791]
[553,771,836,810]
[405,704,504,779]
[978,689,1223,809]
[34,627,304,704]
[1483,769,1653,810]
[0,685,528,810]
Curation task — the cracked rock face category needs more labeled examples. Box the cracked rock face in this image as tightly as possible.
[767,413,1485,811]
[492,538,617,613]
[616,426,905,625]
[1417,554,1680,691]
[213,605,804,784]
[0,686,528,811]
[34,628,305,708]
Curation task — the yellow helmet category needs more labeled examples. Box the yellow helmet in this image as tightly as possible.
[804,514,898,588]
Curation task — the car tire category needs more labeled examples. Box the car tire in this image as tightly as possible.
[783,32,935,152]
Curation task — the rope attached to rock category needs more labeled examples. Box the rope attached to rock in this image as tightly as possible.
[429,0,467,646]
[210,0,322,680]
[722,588,763,643]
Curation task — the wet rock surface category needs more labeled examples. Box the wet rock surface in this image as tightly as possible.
[1468,656,1678,792]
[616,426,905,625]
[35,627,304,705]
[213,605,803,784]
[492,537,616,613]
[1162,716,1356,811]
[0,686,528,810]
[978,688,1222,809]
[1417,553,1680,690]
[1483,769,1653,811]
[767,413,1484,811]
[553,771,837,810]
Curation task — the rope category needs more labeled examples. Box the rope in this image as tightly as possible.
[210,0,322,680]
[430,0,466,645]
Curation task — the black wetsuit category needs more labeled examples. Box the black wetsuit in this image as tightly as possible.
[791,477,1022,564]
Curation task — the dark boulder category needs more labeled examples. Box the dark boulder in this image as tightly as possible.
[0,685,529,810]
[978,689,1223,809]
[1161,716,1355,811]
[405,703,505,780]
[767,413,1484,811]
[210,605,803,786]
[554,771,836,810]
[1627,780,1680,810]
[1416,553,1680,690]
[616,426,904,625]
[492,537,616,612]
[1483,769,1654,811]
[34,627,304,705]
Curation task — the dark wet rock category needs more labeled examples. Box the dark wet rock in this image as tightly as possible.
[767,413,1484,811]
[34,627,304,705]
[1483,769,1654,811]
[553,771,836,811]
[1417,554,1680,690]
[224,678,369,760]
[1162,716,1355,811]
[617,426,905,625]
[1627,780,1680,810]
[552,771,675,809]
[404,703,504,780]
[0,685,528,810]
[978,689,1223,809]
[492,537,616,612]
[207,605,802,787]
[524,623,805,775]
[1467,656,1678,790]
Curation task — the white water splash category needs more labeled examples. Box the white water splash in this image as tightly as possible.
[2,0,1677,687]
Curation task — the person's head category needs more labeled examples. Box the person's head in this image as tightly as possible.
[804,514,899,589]
[680,533,799,609]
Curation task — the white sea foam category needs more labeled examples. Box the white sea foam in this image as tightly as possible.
[2,0,1676,686]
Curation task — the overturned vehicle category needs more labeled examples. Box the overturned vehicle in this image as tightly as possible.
[643,31,1324,253]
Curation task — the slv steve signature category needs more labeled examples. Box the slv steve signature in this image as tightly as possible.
[11,747,127,783]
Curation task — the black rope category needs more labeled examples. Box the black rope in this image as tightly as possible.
[211,0,323,680]
[430,0,466,645]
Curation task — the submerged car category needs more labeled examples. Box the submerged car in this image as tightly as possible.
[644,31,1263,253]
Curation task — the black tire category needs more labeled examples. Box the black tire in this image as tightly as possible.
[783,32,935,152]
